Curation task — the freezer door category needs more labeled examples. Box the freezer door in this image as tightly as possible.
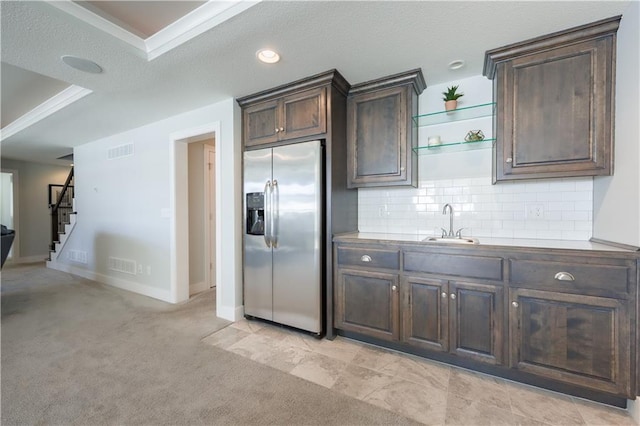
[243,148,273,321]
[272,140,323,333]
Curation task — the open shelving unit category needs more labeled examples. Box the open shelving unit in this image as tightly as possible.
[412,102,495,154]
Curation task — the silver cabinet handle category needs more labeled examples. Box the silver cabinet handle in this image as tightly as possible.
[360,255,372,262]
[506,157,513,163]
[263,180,271,248]
[391,285,397,291]
[271,179,279,248]
[279,127,284,132]
[554,272,575,281]
[512,301,519,308]
[275,128,279,133]
[450,294,456,300]
[441,292,447,299]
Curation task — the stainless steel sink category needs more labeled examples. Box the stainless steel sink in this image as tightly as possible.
[422,236,480,245]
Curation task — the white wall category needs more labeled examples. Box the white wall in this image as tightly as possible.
[53,98,242,320]
[0,159,71,261]
[358,76,594,241]
[593,1,640,247]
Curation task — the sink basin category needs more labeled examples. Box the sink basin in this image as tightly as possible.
[422,237,480,245]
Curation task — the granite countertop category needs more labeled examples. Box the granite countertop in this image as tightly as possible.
[334,232,639,253]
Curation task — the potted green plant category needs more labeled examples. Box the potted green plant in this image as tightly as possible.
[442,85,464,111]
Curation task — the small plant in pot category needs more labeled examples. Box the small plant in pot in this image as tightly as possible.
[442,85,464,111]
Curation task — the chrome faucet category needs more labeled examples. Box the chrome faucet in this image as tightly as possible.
[442,203,454,237]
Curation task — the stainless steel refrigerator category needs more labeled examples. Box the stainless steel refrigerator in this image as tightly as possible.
[243,140,323,334]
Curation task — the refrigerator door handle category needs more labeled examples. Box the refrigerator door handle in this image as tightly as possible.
[271,179,279,248]
[263,180,272,248]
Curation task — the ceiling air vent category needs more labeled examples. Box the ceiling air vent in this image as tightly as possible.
[107,143,134,160]
[108,256,137,275]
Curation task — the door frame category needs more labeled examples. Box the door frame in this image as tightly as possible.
[169,123,220,306]
[204,144,216,289]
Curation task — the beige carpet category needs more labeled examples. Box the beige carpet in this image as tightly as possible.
[1,262,418,425]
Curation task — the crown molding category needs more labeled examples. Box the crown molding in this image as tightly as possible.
[146,0,261,61]
[1,85,92,141]
[48,0,261,61]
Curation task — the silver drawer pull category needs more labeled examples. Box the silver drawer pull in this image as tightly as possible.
[554,272,575,281]
[360,255,372,262]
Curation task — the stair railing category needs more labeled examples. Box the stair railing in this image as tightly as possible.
[50,166,74,250]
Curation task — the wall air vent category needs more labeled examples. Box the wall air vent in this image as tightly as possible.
[108,256,137,275]
[67,249,87,264]
[107,143,134,160]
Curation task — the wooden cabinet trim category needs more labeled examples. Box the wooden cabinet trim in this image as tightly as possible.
[483,16,621,78]
[485,16,619,182]
[335,268,400,341]
[509,287,631,396]
[337,246,400,270]
[403,251,503,282]
[401,275,449,352]
[509,258,631,299]
[346,69,424,188]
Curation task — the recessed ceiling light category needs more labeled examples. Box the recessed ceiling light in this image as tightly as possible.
[256,49,280,64]
[448,60,465,70]
[61,55,103,74]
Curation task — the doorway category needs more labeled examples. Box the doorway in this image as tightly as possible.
[187,137,216,296]
[1,169,19,260]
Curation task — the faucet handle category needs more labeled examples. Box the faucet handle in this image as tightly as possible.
[441,228,448,238]
[455,228,465,238]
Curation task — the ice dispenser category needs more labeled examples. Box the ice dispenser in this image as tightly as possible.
[246,192,265,235]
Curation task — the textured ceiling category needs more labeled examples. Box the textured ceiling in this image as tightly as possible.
[0,62,70,128]
[79,1,206,38]
[0,1,631,165]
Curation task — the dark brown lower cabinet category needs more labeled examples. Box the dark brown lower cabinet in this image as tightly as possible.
[402,276,504,365]
[509,288,631,397]
[333,239,638,402]
[335,268,400,341]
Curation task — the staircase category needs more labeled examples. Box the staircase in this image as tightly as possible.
[46,166,76,265]
[47,201,77,263]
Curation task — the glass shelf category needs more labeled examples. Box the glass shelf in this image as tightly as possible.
[413,102,495,127]
[413,138,494,155]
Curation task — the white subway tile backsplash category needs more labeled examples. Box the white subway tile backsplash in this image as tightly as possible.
[358,176,594,241]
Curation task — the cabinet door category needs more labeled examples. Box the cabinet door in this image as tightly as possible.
[243,99,280,147]
[509,288,631,397]
[281,88,326,141]
[402,276,448,352]
[347,86,409,188]
[335,268,399,341]
[495,37,614,181]
[449,281,504,365]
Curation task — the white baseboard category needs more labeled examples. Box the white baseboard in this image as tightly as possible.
[9,254,48,264]
[189,280,209,296]
[217,304,244,322]
[46,261,172,303]
[628,398,639,425]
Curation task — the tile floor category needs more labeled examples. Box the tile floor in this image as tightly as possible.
[202,319,636,425]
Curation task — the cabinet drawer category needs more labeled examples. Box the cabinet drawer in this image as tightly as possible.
[337,247,400,270]
[509,259,630,298]
[404,252,503,281]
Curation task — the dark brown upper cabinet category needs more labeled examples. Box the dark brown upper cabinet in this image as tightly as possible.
[238,70,350,149]
[347,69,426,188]
[484,16,620,182]
[241,87,327,148]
